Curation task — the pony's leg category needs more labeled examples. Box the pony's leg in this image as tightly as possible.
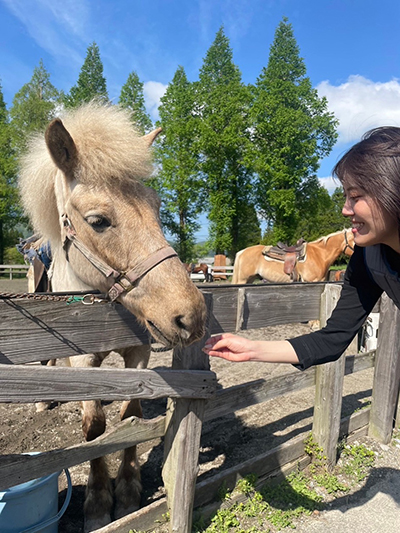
[70,353,113,533]
[114,345,151,520]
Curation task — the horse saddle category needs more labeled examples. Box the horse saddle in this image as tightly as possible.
[16,234,52,292]
[262,239,307,281]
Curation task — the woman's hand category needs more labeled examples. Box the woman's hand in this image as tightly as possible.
[203,333,300,364]
[203,333,263,362]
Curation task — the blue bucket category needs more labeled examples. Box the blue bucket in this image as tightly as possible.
[0,463,72,533]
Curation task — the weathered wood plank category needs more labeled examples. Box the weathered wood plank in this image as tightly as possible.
[162,294,212,533]
[0,366,217,403]
[369,294,400,443]
[313,284,345,466]
[0,297,149,364]
[0,415,166,490]
[235,287,246,331]
[243,283,323,330]
[205,352,374,422]
[0,284,324,365]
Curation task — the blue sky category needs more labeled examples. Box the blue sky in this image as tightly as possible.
[1,0,400,240]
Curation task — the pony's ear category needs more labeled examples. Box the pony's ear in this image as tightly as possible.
[45,118,78,177]
[142,127,162,146]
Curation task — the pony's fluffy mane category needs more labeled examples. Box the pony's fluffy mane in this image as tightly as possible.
[19,102,153,242]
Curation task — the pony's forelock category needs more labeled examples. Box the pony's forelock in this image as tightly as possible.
[18,102,154,243]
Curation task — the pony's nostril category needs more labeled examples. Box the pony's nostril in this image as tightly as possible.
[174,314,205,344]
[175,315,191,340]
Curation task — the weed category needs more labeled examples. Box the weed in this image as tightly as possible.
[313,472,349,494]
[340,443,375,483]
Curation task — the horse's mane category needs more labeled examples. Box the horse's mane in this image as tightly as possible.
[312,229,348,245]
[19,102,153,244]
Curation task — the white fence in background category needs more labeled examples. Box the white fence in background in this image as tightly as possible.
[0,264,29,280]
[190,265,234,281]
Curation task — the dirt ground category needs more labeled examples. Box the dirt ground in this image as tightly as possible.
[0,277,376,532]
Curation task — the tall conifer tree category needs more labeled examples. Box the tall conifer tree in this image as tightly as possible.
[0,82,23,262]
[65,42,108,108]
[9,60,61,153]
[252,18,338,243]
[119,71,152,134]
[153,66,201,261]
[196,27,258,258]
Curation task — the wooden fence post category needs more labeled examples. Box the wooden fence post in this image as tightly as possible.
[369,294,400,443]
[162,293,213,533]
[313,284,345,467]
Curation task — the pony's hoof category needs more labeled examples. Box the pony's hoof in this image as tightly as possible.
[114,477,141,519]
[84,515,111,533]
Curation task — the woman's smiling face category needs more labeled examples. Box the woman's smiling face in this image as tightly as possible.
[342,185,400,252]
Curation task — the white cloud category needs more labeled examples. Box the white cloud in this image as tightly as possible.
[2,0,87,64]
[143,81,168,121]
[319,176,340,194]
[317,75,400,144]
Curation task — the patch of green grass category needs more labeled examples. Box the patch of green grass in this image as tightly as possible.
[194,470,323,532]
[313,472,349,494]
[340,443,375,483]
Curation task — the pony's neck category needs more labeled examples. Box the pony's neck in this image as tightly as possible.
[50,246,94,292]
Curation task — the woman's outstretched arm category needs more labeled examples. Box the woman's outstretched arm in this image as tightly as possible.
[203,332,300,364]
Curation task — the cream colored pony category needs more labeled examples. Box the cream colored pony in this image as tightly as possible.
[232,229,354,284]
[19,103,206,532]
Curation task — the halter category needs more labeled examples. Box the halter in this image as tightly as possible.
[343,229,354,255]
[62,214,178,302]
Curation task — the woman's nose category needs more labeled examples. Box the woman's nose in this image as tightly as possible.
[342,199,353,217]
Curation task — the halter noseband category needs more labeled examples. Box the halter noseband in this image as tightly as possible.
[343,229,354,255]
[62,214,178,302]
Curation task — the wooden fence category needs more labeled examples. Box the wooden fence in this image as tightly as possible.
[0,282,399,533]
[0,264,29,279]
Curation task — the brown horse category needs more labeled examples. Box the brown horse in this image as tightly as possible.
[19,102,206,532]
[184,262,213,282]
[232,229,354,284]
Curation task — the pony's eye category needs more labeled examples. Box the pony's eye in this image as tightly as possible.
[85,215,111,231]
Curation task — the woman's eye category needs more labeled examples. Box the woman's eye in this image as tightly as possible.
[85,215,111,231]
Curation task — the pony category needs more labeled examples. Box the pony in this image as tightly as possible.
[18,102,207,532]
[184,262,213,282]
[232,229,354,284]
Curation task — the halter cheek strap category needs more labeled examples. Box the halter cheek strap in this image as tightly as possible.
[343,229,354,255]
[62,214,178,302]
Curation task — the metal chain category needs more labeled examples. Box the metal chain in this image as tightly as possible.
[0,291,108,304]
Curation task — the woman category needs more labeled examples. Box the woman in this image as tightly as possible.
[203,127,400,369]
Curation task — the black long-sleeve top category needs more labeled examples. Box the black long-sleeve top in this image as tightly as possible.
[288,244,400,370]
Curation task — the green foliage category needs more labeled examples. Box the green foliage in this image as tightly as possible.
[0,82,26,262]
[64,42,108,108]
[119,71,153,134]
[196,27,259,259]
[9,60,62,154]
[195,472,322,532]
[340,443,375,482]
[313,472,349,494]
[251,18,338,243]
[152,66,203,262]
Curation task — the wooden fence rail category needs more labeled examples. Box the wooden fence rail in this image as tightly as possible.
[0,282,399,533]
[0,264,29,279]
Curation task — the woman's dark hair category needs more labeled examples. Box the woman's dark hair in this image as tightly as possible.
[333,126,400,236]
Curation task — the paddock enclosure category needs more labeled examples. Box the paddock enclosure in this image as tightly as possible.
[0,282,399,532]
